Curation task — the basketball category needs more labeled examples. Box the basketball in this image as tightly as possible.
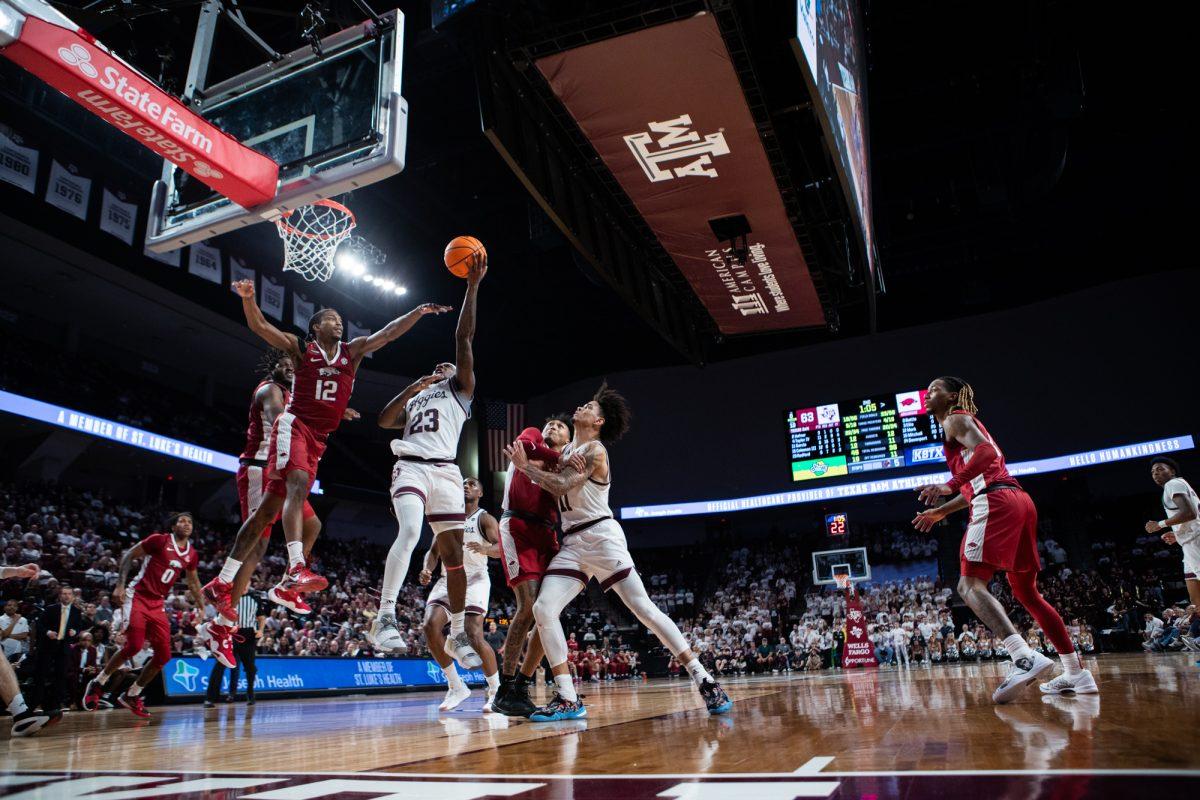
[443,235,486,278]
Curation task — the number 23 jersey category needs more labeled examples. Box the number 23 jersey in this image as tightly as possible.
[286,341,357,437]
[400,378,471,461]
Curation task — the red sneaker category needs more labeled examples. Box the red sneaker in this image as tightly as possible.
[202,577,237,622]
[283,562,327,593]
[208,623,237,669]
[82,677,106,711]
[268,585,312,615]
[118,693,151,718]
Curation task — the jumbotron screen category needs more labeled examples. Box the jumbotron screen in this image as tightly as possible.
[787,390,945,482]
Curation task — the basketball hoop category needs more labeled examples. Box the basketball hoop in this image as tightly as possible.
[275,199,356,282]
[834,574,854,595]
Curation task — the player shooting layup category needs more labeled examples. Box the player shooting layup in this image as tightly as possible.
[1145,457,1200,607]
[204,279,450,667]
[369,253,486,669]
[912,376,1097,700]
[505,383,733,721]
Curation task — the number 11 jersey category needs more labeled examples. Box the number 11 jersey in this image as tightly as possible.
[286,340,357,438]
[400,378,471,461]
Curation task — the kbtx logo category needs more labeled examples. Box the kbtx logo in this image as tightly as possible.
[624,114,730,182]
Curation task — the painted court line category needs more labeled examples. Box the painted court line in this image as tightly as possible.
[793,757,835,775]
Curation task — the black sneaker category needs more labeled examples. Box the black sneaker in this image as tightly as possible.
[203,700,216,708]
[699,679,733,714]
[10,709,50,737]
[491,676,538,717]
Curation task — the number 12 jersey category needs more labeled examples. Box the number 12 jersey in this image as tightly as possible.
[286,341,357,438]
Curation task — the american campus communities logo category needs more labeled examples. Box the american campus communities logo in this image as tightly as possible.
[624,114,730,182]
[706,243,791,317]
[54,40,224,178]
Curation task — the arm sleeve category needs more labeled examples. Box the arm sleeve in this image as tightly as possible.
[946,441,998,494]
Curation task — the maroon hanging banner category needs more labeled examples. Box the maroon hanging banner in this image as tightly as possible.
[841,589,879,669]
[1,16,278,208]
[536,13,825,335]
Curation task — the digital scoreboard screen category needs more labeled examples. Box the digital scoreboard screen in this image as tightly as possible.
[787,390,945,482]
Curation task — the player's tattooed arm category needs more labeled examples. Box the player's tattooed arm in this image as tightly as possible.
[466,512,502,558]
[231,280,302,361]
[112,542,146,604]
[184,568,205,614]
[505,441,598,498]
[453,253,487,398]
[378,374,442,429]
[349,303,453,363]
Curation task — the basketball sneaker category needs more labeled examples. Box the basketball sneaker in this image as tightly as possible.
[992,651,1054,704]
[82,676,107,711]
[268,585,312,615]
[208,622,238,669]
[438,682,472,712]
[367,613,408,654]
[118,693,151,719]
[202,577,237,622]
[529,693,587,722]
[483,688,497,713]
[699,679,733,714]
[491,676,537,717]
[1038,669,1098,695]
[444,632,483,669]
[10,709,50,737]
[280,562,328,593]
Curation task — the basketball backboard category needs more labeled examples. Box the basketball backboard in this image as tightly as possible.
[812,546,871,586]
[146,9,406,252]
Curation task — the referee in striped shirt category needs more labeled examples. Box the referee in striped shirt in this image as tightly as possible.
[204,589,264,707]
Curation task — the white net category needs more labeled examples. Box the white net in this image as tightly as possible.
[275,199,356,282]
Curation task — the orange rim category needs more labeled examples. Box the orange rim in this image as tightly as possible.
[276,199,357,240]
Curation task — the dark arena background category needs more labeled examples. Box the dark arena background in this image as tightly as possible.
[0,1,1196,798]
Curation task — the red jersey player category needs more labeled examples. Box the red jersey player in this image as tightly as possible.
[487,416,579,717]
[203,279,450,667]
[912,377,1096,701]
[83,512,204,718]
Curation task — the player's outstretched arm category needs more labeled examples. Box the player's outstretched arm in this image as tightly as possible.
[349,303,453,362]
[453,253,487,398]
[379,374,442,429]
[232,280,302,360]
[0,564,38,580]
[505,440,599,498]
[112,542,147,604]
[912,494,968,532]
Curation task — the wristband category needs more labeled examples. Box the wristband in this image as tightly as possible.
[1159,520,1170,531]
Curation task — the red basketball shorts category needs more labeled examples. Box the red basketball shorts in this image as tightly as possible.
[498,514,559,587]
[266,413,326,499]
[959,488,1040,580]
[120,597,172,667]
[237,462,315,537]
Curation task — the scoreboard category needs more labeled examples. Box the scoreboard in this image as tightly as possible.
[787,390,945,482]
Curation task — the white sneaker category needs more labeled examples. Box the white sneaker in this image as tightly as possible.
[438,682,472,711]
[1039,669,1098,695]
[483,688,497,713]
[368,613,409,654]
[443,632,482,669]
[193,622,212,660]
[993,651,1054,704]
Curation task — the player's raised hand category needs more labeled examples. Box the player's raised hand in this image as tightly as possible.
[466,251,488,285]
[912,507,946,532]
[415,302,453,316]
[916,483,952,506]
[342,407,361,421]
[231,279,255,299]
[505,442,528,470]
[418,568,433,586]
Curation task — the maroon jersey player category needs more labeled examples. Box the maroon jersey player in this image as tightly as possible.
[912,377,1095,701]
[83,512,204,718]
[202,278,450,668]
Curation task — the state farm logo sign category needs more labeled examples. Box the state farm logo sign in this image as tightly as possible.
[58,44,97,78]
[624,114,729,182]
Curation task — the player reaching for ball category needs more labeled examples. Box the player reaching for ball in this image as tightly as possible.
[202,279,450,668]
[369,247,486,669]
[911,377,1096,700]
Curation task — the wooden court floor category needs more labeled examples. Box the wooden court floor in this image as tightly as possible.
[3,653,1198,798]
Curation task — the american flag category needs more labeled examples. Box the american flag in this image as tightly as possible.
[483,400,525,473]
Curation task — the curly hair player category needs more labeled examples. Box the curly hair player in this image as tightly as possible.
[912,376,1097,700]
[505,383,733,721]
